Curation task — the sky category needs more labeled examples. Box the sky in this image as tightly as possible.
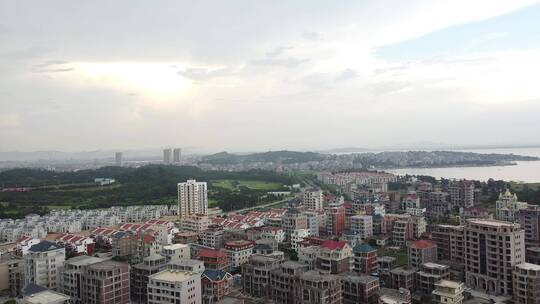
[1,0,540,153]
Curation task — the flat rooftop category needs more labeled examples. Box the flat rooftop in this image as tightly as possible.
[467,218,517,228]
[163,243,188,250]
[150,270,197,282]
[65,255,104,266]
[435,280,463,289]
[24,290,71,304]
[423,262,450,269]
[516,262,540,271]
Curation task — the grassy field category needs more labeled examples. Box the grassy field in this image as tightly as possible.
[210,179,285,191]
[208,198,219,208]
[46,205,73,210]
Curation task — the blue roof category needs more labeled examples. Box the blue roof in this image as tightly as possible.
[29,240,62,252]
[21,283,47,296]
[203,269,229,281]
[353,243,376,253]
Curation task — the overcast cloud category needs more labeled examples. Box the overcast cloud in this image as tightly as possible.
[1,0,540,153]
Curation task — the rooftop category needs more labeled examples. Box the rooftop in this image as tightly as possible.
[24,290,71,304]
[65,255,104,266]
[435,280,463,289]
[163,244,189,250]
[320,240,348,250]
[467,218,518,228]
[341,272,379,284]
[422,262,449,270]
[29,240,62,252]
[516,262,540,271]
[150,269,198,282]
[353,243,376,253]
[409,239,436,249]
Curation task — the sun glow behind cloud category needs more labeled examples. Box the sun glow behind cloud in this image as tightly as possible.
[65,62,190,107]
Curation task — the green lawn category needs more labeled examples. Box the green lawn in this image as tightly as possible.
[210,179,284,191]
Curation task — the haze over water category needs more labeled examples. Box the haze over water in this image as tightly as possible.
[388,148,540,182]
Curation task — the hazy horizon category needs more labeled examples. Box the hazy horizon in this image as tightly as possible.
[2,1,540,152]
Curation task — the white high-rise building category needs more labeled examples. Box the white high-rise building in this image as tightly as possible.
[148,270,201,304]
[115,152,123,166]
[24,241,66,290]
[303,189,324,210]
[163,148,172,164]
[173,148,182,163]
[178,180,208,218]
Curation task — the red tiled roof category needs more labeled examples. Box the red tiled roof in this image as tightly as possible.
[410,239,436,249]
[320,240,348,250]
[197,249,228,259]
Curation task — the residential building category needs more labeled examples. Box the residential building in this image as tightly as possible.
[518,205,540,249]
[513,262,540,304]
[162,243,190,262]
[408,239,437,268]
[167,258,205,273]
[526,247,540,264]
[304,211,320,237]
[432,280,464,304]
[163,148,172,164]
[269,261,308,304]
[390,266,417,290]
[496,189,528,222]
[298,246,319,270]
[241,255,282,298]
[341,273,380,304]
[61,255,104,304]
[197,249,231,271]
[352,244,378,275]
[378,288,411,304]
[22,289,71,304]
[297,270,342,304]
[147,270,201,304]
[201,225,225,249]
[24,241,66,290]
[224,240,254,268]
[325,204,346,236]
[431,225,464,263]
[131,254,167,303]
[303,189,324,210]
[350,215,373,240]
[464,219,525,295]
[281,208,308,240]
[178,179,208,218]
[173,148,182,163]
[81,260,130,304]
[316,240,353,274]
[291,229,310,251]
[180,215,211,233]
[416,262,450,295]
[115,152,123,166]
[201,270,233,304]
[426,191,449,218]
[0,253,24,297]
[449,180,475,209]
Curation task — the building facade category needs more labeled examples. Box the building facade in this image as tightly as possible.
[178,179,208,218]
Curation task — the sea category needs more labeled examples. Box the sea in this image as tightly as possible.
[385,148,540,183]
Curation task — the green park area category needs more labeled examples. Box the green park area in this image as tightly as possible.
[210,179,285,191]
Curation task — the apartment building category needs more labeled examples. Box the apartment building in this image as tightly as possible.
[352,244,378,275]
[303,189,324,211]
[281,208,308,240]
[408,239,437,268]
[350,215,373,240]
[341,273,380,304]
[432,280,464,304]
[518,205,540,249]
[22,289,71,304]
[296,271,342,304]
[316,240,353,274]
[60,255,104,304]
[131,254,167,303]
[379,288,411,304]
[201,225,225,249]
[0,253,24,297]
[449,180,475,209]
[269,261,308,304]
[180,215,212,233]
[325,204,346,237]
[167,259,205,273]
[178,179,208,218]
[24,241,66,290]
[201,270,233,304]
[197,249,231,271]
[513,262,540,304]
[147,270,201,304]
[242,255,282,298]
[464,219,525,295]
[162,243,190,262]
[390,266,417,290]
[81,260,130,304]
[431,225,465,263]
[416,262,450,295]
[223,240,254,269]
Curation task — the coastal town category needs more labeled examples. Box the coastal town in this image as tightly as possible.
[1,169,538,304]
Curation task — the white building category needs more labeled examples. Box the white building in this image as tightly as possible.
[291,229,310,250]
[162,244,190,262]
[24,241,66,290]
[496,189,528,222]
[148,270,202,304]
[178,180,208,218]
[303,189,324,210]
[349,215,373,240]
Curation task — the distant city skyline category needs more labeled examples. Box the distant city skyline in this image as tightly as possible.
[1,1,540,151]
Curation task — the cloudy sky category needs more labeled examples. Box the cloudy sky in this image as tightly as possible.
[1,0,540,153]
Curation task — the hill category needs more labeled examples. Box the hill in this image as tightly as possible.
[200,150,328,165]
